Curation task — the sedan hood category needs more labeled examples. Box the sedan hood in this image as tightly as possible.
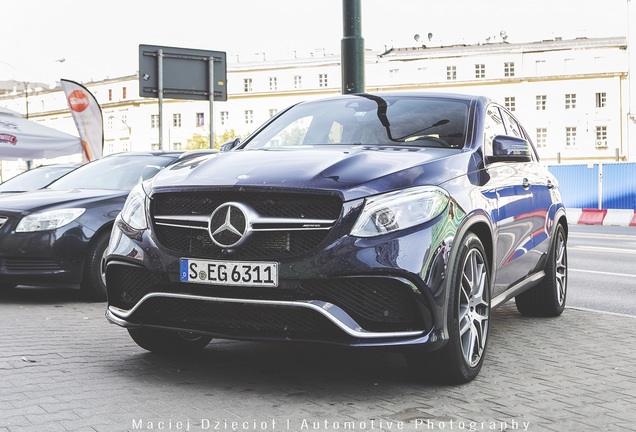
[0,188,128,213]
[153,146,464,199]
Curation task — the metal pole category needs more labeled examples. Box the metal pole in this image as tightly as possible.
[341,0,365,94]
[209,57,215,149]
[158,49,164,150]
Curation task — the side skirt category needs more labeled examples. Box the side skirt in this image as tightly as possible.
[491,271,545,309]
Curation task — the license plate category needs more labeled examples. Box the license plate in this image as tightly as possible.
[180,258,278,287]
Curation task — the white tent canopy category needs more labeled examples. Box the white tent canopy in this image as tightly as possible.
[0,106,82,160]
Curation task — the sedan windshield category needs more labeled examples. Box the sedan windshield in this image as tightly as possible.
[242,95,470,150]
[47,155,175,191]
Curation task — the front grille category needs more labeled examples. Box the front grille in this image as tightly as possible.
[107,264,427,333]
[127,296,348,342]
[2,258,62,272]
[150,191,342,260]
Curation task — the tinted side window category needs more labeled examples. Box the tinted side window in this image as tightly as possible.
[501,109,523,138]
[484,105,506,156]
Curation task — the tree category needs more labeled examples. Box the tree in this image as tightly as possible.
[186,129,242,150]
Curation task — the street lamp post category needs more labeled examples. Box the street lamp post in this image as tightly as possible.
[0,58,65,119]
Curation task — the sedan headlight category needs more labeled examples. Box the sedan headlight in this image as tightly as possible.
[16,208,86,232]
[351,186,449,237]
[119,182,148,230]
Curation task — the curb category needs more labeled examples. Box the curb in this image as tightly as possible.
[568,208,636,226]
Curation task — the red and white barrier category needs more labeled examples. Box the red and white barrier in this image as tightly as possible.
[567,208,636,226]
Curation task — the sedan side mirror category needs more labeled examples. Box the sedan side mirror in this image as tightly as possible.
[487,135,532,163]
[219,138,241,152]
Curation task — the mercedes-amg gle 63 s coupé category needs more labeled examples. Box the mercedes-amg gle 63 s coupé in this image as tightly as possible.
[105,92,568,383]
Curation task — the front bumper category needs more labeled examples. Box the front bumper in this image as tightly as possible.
[0,222,93,287]
[105,208,455,348]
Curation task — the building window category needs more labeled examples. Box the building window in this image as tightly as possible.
[596,92,607,108]
[150,114,159,129]
[565,127,577,147]
[220,111,229,126]
[122,87,127,99]
[475,64,485,79]
[536,95,547,111]
[243,78,252,92]
[269,108,278,117]
[196,112,205,127]
[596,126,608,142]
[173,113,182,128]
[536,128,547,148]
[504,62,515,77]
[389,68,400,79]
[151,143,161,151]
[565,94,577,109]
[446,66,457,81]
[269,77,277,91]
[173,142,182,150]
[108,89,113,101]
[319,74,328,87]
[106,116,114,131]
[294,75,302,89]
[245,110,253,125]
[504,97,516,112]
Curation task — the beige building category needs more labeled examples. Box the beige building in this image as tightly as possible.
[1,35,635,179]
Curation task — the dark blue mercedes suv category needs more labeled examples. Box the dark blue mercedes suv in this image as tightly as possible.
[105,92,568,383]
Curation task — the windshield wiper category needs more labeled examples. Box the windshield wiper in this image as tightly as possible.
[395,119,450,142]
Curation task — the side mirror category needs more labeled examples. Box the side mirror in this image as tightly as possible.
[487,135,532,163]
[219,138,241,152]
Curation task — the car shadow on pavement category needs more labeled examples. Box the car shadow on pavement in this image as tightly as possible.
[0,285,91,304]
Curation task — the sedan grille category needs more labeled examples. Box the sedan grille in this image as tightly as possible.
[150,191,342,260]
[2,258,63,272]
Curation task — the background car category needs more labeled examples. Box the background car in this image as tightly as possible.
[105,92,568,383]
[0,150,216,300]
[0,164,79,194]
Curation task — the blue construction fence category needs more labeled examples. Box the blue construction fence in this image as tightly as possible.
[547,162,636,210]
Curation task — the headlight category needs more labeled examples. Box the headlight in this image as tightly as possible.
[16,208,86,232]
[119,182,148,230]
[351,186,449,237]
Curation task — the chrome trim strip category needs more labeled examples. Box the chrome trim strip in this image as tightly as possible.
[154,214,336,231]
[108,292,424,339]
[491,271,545,309]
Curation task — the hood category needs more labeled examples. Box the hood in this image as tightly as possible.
[0,188,128,213]
[152,146,464,200]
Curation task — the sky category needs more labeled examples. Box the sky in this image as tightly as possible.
[0,0,630,86]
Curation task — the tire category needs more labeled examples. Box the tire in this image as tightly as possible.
[80,230,110,301]
[128,328,212,354]
[407,233,491,384]
[515,223,568,317]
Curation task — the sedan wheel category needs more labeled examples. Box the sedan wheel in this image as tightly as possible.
[80,231,110,301]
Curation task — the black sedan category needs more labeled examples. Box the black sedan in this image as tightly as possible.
[105,92,568,383]
[0,151,215,300]
[0,164,79,193]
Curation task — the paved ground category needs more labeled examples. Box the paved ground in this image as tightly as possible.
[1,287,635,432]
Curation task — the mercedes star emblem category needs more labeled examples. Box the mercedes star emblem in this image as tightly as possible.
[208,203,248,248]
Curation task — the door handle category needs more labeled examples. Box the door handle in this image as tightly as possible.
[522,178,530,189]
[546,180,555,189]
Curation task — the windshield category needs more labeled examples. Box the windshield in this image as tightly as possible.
[242,95,470,150]
[47,155,176,191]
[0,166,76,192]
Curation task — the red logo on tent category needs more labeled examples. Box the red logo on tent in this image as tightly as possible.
[0,133,17,145]
[68,90,89,112]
